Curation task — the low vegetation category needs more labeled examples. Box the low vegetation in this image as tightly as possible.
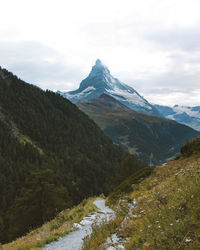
[3,197,98,250]
[4,138,200,250]
[82,137,200,249]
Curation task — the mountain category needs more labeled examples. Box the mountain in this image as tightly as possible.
[58,59,161,117]
[77,94,200,165]
[155,104,200,131]
[0,67,130,243]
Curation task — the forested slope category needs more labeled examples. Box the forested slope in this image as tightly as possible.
[0,68,133,243]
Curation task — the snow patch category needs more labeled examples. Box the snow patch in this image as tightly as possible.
[172,105,200,118]
[107,88,151,109]
[62,86,96,100]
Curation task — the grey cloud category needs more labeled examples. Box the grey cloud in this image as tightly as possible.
[122,50,200,105]
[140,26,200,52]
[0,41,83,90]
[95,21,200,53]
[129,70,200,106]
[123,46,200,102]
[84,21,200,52]
[133,71,200,92]
[82,22,135,47]
[0,38,199,106]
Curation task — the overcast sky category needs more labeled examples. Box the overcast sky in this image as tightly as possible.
[1,0,200,106]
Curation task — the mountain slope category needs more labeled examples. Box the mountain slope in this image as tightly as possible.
[0,67,127,243]
[82,137,200,249]
[58,59,161,116]
[3,197,98,250]
[8,137,200,250]
[77,94,199,164]
[155,104,200,131]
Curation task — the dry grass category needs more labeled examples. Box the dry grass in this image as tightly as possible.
[123,156,200,249]
[3,197,98,250]
[4,154,200,250]
[82,155,200,249]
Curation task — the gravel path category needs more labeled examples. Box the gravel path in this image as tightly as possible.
[43,199,115,250]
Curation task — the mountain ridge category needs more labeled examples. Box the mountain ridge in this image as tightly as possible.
[155,104,200,131]
[77,94,200,165]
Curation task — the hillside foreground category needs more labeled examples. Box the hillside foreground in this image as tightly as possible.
[3,137,200,250]
[83,137,200,249]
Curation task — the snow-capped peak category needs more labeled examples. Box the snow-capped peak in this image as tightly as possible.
[95,59,104,67]
[57,59,161,116]
[88,59,110,79]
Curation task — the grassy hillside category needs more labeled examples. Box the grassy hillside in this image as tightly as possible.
[5,136,200,249]
[78,94,200,165]
[82,137,200,249]
[0,68,131,243]
[2,197,98,250]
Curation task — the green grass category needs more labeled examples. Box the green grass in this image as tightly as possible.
[82,216,124,250]
[107,167,154,205]
[82,155,200,249]
[5,138,200,250]
[124,158,200,249]
[3,197,98,250]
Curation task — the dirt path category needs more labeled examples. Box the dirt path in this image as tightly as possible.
[43,199,115,250]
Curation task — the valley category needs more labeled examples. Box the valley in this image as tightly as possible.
[78,94,199,165]
[0,62,199,249]
[1,0,200,249]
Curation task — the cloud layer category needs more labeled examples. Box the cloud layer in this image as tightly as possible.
[0,0,200,106]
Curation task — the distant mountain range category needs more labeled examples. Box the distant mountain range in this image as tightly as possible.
[58,60,200,132]
[57,59,200,163]
[78,94,199,165]
[58,59,161,117]
[155,104,200,131]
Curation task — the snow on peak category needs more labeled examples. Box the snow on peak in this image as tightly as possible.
[57,60,161,116]
[89,59,110,79]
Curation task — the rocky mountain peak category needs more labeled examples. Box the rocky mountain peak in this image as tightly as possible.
[88,59,110,79]
[95,59,102,65]
[57,60,162,117]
